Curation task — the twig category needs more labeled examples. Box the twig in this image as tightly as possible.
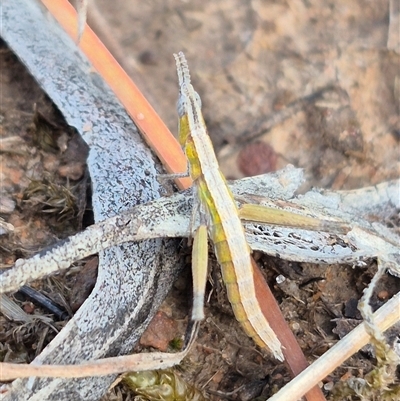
[19,286,69,321]
[267,291,400,401]
[0,342,191,381]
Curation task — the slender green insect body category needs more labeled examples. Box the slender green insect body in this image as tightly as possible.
[174,52,284,361]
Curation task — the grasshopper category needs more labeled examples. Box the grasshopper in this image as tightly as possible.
[173,52,350,361]
[173,51,284,360]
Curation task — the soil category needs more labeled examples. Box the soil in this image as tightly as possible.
[1,1,399,400]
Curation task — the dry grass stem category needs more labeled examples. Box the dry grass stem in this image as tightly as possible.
[268,291,400,401]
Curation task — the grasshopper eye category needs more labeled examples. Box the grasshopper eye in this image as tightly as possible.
[194,91,202,109]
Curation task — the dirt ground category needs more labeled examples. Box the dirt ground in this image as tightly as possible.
[1,0,399,400]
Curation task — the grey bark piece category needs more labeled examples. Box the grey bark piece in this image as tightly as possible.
[2,170,399,294]
[1,1,183,400]
[242,175,400,271]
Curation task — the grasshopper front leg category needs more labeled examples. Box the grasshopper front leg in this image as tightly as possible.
[191,224,209,322]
